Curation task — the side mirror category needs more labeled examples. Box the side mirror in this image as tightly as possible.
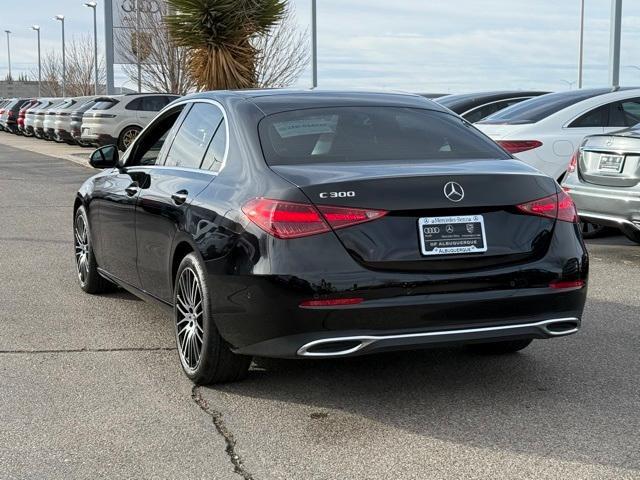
[89,145,119,169]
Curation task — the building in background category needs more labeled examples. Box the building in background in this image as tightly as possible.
[0,80,39,98]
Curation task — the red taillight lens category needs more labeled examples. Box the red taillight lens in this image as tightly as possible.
[242,198,387,239]
[300,297,364,307]
[497,140,543,154]
[516,190,578,223]
[316,204,387,228]
[549,279,585,289]
[567,149,580,173]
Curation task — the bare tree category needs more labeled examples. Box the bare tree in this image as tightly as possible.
[34,35,105,97]
[253,7,310,88]
[116,8,195,95]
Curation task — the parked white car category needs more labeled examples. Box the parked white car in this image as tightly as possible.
[80,93,179,150]
[52,96,96,144]
[475,88,640,180]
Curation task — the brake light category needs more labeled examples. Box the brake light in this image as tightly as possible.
[497,140,543,154]
[516,190,578,223]
[242,198,387,239]
[567,149,580,173]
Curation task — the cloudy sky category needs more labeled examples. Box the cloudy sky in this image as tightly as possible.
[1,0,639,93]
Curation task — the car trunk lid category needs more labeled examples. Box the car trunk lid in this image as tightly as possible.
[271,159,559,272]
[579,132,640,188]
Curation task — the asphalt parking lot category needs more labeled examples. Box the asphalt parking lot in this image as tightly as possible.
[1,136,639,479]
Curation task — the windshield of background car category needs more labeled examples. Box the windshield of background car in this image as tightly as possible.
[478,90,610,125]
[258,106,510,166]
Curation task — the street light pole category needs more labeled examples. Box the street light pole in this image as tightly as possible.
[311,0,317,88]
[31,26,42,96]
[609,0,623,88]
[85,2,99,95]
[578,0,585,88]
[4,30,11,81]
[55,15,66,96]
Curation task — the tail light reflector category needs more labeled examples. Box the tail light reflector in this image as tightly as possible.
[300,297,364,307]
[549,280,585,290]
[516,190,578,223]
[497,140,543,154]
[242,198,387,239]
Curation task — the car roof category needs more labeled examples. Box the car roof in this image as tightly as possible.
[181,89,450,115]
[436,91,548,110]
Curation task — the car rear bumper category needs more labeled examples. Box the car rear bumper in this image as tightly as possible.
[215,270,587,358]
[564,180,640,233]
[236,316,581,358]
[81,130,117,146]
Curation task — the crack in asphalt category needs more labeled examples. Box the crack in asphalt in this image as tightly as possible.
[191,385,255,480]
[0,347,176,354]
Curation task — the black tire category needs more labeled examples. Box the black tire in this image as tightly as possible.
[117,126,142,151]
[74,206,116,294]
[174,253,252,384]
[580,221,610,239]
[466,338,533,355]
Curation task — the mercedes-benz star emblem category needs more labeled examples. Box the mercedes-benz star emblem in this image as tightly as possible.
[606,137,614,147]
[443,181,464,202]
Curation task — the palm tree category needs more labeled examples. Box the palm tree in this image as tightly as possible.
[165,0,286,91]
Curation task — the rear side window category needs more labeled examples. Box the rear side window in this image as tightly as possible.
[164,103,224,169]
[569,105,608,128]
[463,99,526,123]
[619,99,640,127]
[92,100,118,110]
[479,90,609,125]
[259,107,509,166]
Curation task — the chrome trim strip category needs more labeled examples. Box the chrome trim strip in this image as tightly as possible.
[297,318,580,357]
[581,147,640,155]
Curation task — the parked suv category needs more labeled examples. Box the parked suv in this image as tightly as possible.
[69,97,107,146]
[17,99,39,134]
[33,99,65,138]
[23,99,48,136]
[51,96,95,143]
[81,93,179,150]
[0,98,32,133]
[563,124,640,244]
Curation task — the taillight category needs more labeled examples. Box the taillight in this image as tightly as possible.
[567,149,580,173]
[497,140,543,154]
[516,190,578,223]
[242,198,387,239]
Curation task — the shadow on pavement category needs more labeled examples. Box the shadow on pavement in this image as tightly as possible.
[209,299,640,472]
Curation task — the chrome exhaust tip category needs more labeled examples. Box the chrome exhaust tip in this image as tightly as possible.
[541,319,580,336]
[296,317,581,357]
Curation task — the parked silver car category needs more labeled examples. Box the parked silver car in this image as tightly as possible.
[563,125,640,244]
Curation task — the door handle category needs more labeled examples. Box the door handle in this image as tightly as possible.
[171,190,189,205]
[125,182,139,196]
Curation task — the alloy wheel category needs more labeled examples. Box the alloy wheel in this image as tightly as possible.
[122,129,139,149]
[74,214,90,284]
[175,267,204,373]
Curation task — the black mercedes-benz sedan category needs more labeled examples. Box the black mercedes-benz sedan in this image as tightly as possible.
[74,90,588,384]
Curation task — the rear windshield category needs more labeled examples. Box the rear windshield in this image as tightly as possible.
[91,99,119,110]
[478,90,609,125]
[259,107,509,166]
